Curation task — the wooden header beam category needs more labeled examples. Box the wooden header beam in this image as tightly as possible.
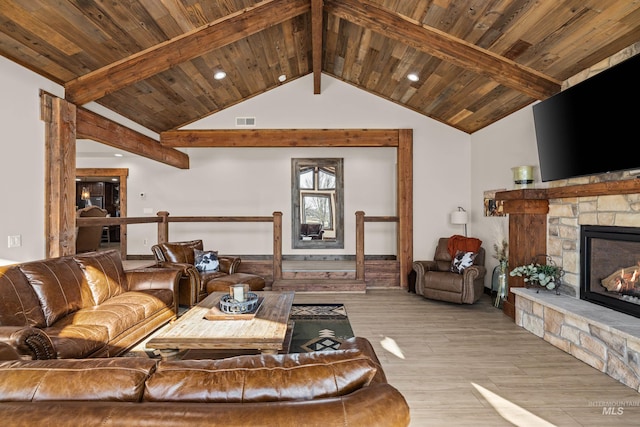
[160,129,400,147]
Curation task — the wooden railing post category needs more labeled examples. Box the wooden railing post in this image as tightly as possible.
[157,211,169,244]
[272,211,283,281]
[355,211,365,281]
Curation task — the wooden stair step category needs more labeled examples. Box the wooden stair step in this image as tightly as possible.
[272,279,366,293]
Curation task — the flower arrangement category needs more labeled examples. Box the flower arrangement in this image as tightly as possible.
[509,255,564,290]
[493,238,509,266]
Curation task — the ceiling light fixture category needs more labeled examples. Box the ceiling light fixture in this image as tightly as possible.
[278,74,286,82]
[214,71,227,80]
[114,153,123,157]
[407,73,419,82]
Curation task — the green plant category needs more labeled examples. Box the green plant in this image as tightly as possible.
[509,257,564,290]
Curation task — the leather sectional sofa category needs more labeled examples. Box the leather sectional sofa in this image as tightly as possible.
[0,250,180,359]
[0,337,410,426]
[152,239,265,307]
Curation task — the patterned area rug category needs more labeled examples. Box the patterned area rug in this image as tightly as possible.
[289,304,354,353]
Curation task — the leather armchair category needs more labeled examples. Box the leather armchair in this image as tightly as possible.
[413,237,486,304]
[152,240,265,307]
[75,205,108,253]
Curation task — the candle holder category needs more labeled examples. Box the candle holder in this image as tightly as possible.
[229,283,250,303]
[511,165,534,189]
[220,284,259,314]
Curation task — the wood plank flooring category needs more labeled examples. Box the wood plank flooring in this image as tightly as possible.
[292,289,640,427]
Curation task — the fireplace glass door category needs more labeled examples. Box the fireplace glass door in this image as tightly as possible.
[580,225,640,318]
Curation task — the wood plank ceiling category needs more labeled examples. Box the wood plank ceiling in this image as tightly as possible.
[1,0,639,138]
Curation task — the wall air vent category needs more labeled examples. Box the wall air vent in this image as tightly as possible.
[235,117,256,127]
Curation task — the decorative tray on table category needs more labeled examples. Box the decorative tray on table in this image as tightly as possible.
[204,293,263,320]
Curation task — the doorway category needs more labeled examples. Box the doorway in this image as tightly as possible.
[76,168,128,258]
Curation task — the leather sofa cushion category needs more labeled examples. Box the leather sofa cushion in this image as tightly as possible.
[0,358,156,401]
[19,257,88,327]
[74,250,128,305]
[144,349,378,403]
[0,265,46,327]
[423,271,464,293]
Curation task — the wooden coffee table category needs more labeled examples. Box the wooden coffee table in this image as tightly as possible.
[147,291,294,358]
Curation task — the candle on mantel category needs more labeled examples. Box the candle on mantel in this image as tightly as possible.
[512,165,534,189]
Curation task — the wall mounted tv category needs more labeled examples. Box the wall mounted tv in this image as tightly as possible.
[532,54,640,182]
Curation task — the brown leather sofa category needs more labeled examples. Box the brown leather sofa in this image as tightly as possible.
[0,337,410,426]
[152,240,265,307]
[0,250,180,359]
[413,237,487,304]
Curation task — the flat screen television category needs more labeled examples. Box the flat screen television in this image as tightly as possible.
[532,54,640,182]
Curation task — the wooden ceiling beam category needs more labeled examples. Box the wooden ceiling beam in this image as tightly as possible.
[311,0,323,94]
[65,0,310,105]
[325,0,561,100]
[160,129,400,147]
[77,108,189,169]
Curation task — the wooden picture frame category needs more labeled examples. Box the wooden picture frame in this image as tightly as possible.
[484,189,506,216]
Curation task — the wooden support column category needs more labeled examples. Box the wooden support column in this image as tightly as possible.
[397,129,413,288]
[498,192,549,319]
[41,92,77,257]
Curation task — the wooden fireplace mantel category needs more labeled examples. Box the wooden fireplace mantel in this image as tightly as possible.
[495,178,640,319]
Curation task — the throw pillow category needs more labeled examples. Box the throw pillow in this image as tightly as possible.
[450,250,477,274]
[194,249,219,273]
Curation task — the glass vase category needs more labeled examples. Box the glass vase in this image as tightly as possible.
[494,261,508,308]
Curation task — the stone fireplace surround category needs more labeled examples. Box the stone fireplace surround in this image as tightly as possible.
[512,174,640,391]
[506,44,640,391]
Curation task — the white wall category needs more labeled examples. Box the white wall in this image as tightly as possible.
[470,105,543,287]
[0,56,64,264]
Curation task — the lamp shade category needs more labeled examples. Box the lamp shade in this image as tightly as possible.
[450,210,468,225]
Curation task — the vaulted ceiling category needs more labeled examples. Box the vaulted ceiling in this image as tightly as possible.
[2,0,640,135]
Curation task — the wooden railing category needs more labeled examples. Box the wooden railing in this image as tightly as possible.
[77,210,399,284]
[156,211,283,280]
[355,211,399,281]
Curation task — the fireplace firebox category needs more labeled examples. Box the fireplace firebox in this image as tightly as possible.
[580,225,640,318]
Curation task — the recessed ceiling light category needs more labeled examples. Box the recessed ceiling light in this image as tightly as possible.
[114,153,123,157]
[407,73,419,82]
[278,74,286,82]
[214,71,227,80]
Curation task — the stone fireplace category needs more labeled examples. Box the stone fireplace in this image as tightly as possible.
[509,177,640,391]
[580,225,640,318]
[501,43,640,392]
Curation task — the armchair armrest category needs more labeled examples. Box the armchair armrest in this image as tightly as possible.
[0,326,56,360]
[461,265,487,304]
[219,256,241,274]
[412,261,437,295]
[126,268,182,314]
[152,262,203,308]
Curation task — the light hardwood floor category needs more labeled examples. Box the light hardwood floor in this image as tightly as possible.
[292,289,640,427]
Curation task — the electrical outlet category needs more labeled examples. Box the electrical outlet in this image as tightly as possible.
[8,235,21,248]
[143,239,148,246]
